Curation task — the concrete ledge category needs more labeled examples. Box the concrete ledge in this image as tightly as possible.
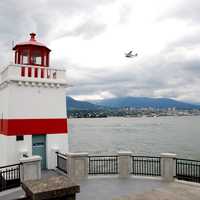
[130,175,163,181]
[118,151,132,156]
[68,152,88,157]
[20,156,41,163]
[160,153,176,158]
[21,176,80,200]
[175,179,200,187]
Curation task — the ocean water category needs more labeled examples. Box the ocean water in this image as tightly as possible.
[68,116,200,160]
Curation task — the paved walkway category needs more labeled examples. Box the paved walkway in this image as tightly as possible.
[113,181,200,200]
[1,172,200,200]
[77,176,166,200]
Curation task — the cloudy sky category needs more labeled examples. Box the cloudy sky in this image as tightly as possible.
[0,0,200,103]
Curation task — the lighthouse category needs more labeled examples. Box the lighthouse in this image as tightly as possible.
[0,33,68,169]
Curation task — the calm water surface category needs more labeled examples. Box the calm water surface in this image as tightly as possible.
[68,116,200,159]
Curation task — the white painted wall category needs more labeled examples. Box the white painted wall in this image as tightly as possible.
[0,80,68,167]
[0,135,6,166]
[1,132,69,168]
[7,83,67,118]
[46,134,69,169]
[0,135,32,166]
[0,85,10,118]
[16,135,32,158]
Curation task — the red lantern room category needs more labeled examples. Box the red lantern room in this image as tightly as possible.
[13,33,51,67]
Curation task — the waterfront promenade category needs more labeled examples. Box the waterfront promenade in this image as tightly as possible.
[1,151,200,199]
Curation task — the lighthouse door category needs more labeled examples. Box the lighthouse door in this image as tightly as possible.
[32,135,46,169]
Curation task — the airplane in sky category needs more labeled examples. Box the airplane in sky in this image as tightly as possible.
[125,51,138,58]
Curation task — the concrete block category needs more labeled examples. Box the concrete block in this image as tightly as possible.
[160,153,176,182]
[68,152,88,180]
[118,151,132,178]
[20,156,41,181]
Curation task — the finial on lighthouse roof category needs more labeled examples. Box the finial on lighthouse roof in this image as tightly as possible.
[30,33,36,41]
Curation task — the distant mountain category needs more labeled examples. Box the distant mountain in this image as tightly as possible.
[67,96,200,110]
[92,97,200,109]
[67,96,101,110]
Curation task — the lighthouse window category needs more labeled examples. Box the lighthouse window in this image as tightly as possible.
[31,50,42,65]
[16,135,24,141]
[22,50,29,64]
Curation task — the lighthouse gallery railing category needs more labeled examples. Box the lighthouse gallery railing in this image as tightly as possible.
[0,64,66,83]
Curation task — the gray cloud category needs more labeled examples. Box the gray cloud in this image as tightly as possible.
[160,0,200,24]
[173,0,200,23]
[61,33,200,101]
[118,3,133,24]
[1,0,200,102]
[0,0,116,65]
[164,30,200,54]
[67,52,200,102]
[56,19,107,40]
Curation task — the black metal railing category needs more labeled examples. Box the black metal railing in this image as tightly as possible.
[89,155,118,175]
[56,152,68,174]
[0,163,21,192]
[176,158,200,183]
[132,156,161,176]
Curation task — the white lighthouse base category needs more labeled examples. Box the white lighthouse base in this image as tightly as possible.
[0,134,32,166]
[0,133,69,169]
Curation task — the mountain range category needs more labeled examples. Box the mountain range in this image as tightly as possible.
[67,96,102,110]
[92,97,200,109]
[67,96,200,110]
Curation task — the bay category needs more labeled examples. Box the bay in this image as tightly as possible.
[68,116,200,160]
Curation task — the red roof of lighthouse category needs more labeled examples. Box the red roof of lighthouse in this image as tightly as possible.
[13,33,51,51]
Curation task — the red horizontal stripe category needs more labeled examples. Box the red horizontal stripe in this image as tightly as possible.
[0,118,68,136]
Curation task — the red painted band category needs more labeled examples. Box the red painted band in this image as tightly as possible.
[0,118,68,136]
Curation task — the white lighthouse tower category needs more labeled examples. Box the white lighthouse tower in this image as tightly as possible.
[0,33,68,169]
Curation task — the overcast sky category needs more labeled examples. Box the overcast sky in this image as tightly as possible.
[0,0,200,102]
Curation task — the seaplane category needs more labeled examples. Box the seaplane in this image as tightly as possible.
[125,51,138,58]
